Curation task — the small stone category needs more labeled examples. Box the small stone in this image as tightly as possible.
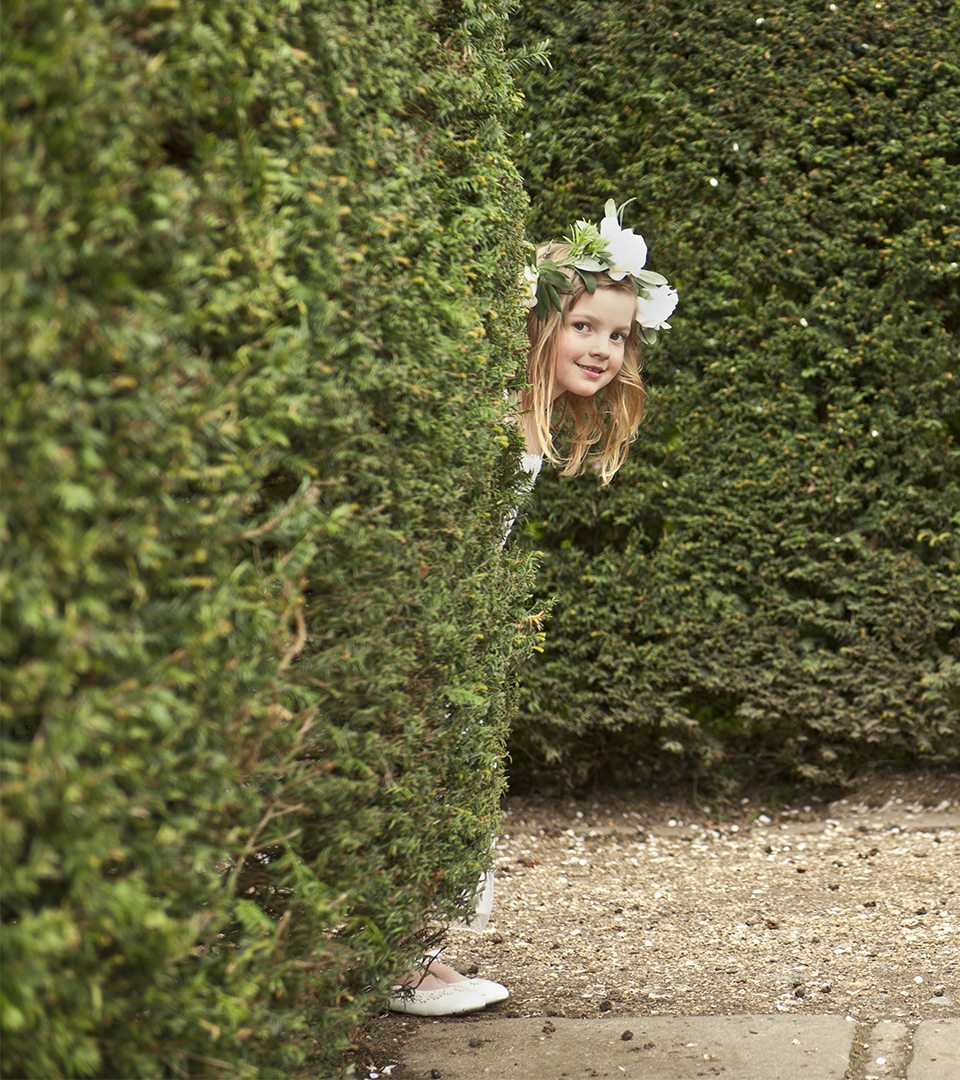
[621,1030,634,1040]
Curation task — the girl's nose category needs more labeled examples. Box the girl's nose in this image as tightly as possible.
[590,336,610,358]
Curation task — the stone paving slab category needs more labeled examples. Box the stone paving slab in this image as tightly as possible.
[907,1019,959,1080]
[399,1017,960,1080]
[400,1015,854,1080]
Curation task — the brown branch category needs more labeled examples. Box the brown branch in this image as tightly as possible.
[515,610,547,631]
[278,603,307,671]
[222,483,319,544]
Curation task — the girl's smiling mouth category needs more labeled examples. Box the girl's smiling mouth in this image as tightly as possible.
[576,363,605,378]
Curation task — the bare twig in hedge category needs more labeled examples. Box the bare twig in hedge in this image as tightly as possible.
[223,483,320,544]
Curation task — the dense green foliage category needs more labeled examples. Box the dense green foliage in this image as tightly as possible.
[1,1,538,1076]
[508,0,960,788]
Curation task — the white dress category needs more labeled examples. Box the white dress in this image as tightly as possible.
[500,452,543,549]
[456,450,543,933]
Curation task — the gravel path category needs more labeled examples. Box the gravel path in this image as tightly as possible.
[365,770,959,1079]
[440,772,960,1024]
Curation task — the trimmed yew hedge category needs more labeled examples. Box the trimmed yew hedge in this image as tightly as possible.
[1,2,537,1076]
[507,0,959,789]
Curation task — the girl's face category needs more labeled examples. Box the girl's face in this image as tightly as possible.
[552,288,636,402]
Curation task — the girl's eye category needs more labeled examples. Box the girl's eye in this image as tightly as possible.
[611,332,625,344]
[572,321,589,332]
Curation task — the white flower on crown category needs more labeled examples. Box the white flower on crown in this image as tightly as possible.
[635,284,679,330]
[520,263,539,309]
[598,202,648,280]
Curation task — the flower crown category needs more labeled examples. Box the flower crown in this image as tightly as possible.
[522,199,679,345]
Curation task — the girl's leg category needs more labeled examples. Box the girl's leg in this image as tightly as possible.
[394,969,449,991]
[395,951,468,990]
[424,956,470,984]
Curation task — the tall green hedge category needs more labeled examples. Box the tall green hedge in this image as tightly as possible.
[507,0,959,788]
[1,2,537,1076]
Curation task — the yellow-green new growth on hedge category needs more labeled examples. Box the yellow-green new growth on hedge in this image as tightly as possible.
[1,1,538,1076]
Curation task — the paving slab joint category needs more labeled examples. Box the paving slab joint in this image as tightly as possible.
[843,1023,870,1079]
[845,1021,912,1079]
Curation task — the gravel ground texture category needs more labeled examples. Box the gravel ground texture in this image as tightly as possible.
[357,768,960,1079]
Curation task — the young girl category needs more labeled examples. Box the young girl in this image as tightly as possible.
[389,200,678,1017]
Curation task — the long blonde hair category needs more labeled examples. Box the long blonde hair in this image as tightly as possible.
[522,242,646,485]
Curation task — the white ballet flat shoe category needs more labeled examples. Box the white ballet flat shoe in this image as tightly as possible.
[388,984,487,1016]
[458,977,509,1005]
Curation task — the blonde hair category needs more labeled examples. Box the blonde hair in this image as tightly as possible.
[522,242,646,485]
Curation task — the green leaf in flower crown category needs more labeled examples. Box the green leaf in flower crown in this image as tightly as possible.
[573,254,607,273]
[541,268,574,291]
[547,282,564,312]
[634,269,669,287]
[565,219,604,257]
[535,283,551,319]
[578,269,597,294]
[610,196,637,223]
[638,325,658,346]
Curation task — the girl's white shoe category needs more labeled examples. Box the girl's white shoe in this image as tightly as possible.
[457,977,509,1005]
[387,984,487,1016]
